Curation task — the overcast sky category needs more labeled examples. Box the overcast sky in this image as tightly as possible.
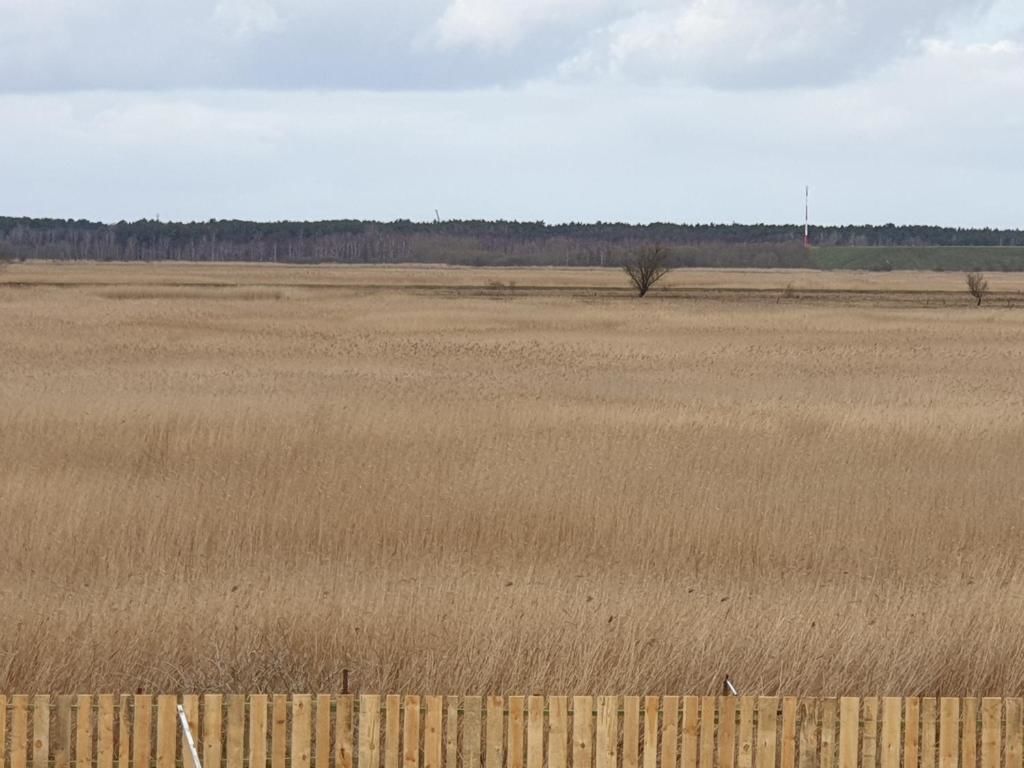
[1,0,1022,226]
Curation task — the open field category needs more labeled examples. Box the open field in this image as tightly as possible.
[2,263,1024,695]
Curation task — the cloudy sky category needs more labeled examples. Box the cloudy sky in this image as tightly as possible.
[1,0,1023,226]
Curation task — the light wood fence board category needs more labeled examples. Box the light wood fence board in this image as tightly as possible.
[12,696,29,768]
[204,695,223,768]
[249,695,268,768]
[862,698,878,768]
[385,697,402,768]
[904,699,920,768]
[921,699,937,768]
[781,697,797,768]
[464,697,482,768]
[404,696,421,768]
[699,698,716,768]
[293,695,313,768]
[595,697,617,768]
[156,696,177,768]
[445,700,457,768]
[820,700,836,768]
[271,695,287,768]
[486,697,503,768]
[55,695,72,768]
[880,698,901,768]
[548,698,568,768]
[316,695,332,768]
[962,698,977,768]
[838,698,858,768]
[226,695,244,768]
[756,698,778,768]
[336,695,355,768]
[180,696,199,768]
[980,698,1000,768]
[34,695,51,768]
[662,697,680,768]
[424,697,442,768]
[681,697,698,768]
[642,698,659,768]
[737,697,754,768]
[77,695,94,768]
[718,696,737,768]
[117,696,131,768]
[572,697,593,768]
[358,696,381,768]
[1005,698,1023,768]
[526,697,543,768]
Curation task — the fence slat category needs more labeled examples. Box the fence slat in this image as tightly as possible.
[737,697,754,768]
[464,697,482,768]
[156,696,177,768]
[77,695,94,768]
[573,697,593,768]
[385,697,402,768]
[485,697,502,768]
[819,700,836,768]
[681,697,698,768]
[781,698,797,768]
[316,696,332,768]
[921,698,937,768]
[180,696,199,768]
[12,696,29,768]
[797,699,817,768]
[424,697,442,768]
[862,698,878,768]
[336,695,355,768]
[756,698,778,768]
[271,695,288,768]
[1005,699,1023,768]
[226,696,245,768]
[132,696,152,768]
[293,695,313,768]
[358,696,381,768]
[642,698,659,768]
[508,697,524,768]
[939,698,959,768]
[662,697,680,768]
[719,697,737,768]
[55,696,73,768]
[548,697,568,768]
[404,696,421,768]
[0,695,6,768]
[904,699,920,768]
[962,698,977,768]
[117,696,132,768]
[34,695,52,768]
[980,698,1000,768]
[527,697,544,768]
[623,697,640,768]
[249,695,268,768]
[838,698,858,768]
[204,695,223,768]
[445,700,458,768]
[595,697,617,768]
[699,698,716,768]
[880,698,901,768]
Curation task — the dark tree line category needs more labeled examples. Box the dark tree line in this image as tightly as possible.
[2,216,1024,268]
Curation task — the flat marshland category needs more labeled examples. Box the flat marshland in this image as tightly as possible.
[2,263,1024,695]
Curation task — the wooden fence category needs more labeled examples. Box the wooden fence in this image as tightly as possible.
[0,696,1019,768]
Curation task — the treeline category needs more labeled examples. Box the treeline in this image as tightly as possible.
[2,216,1024,268]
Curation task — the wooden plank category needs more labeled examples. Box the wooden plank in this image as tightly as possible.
[796,700,817,768]
[662,697,680,768]
[464,697,482,768]
[939,698,959,768]
[622,697,640,768]
[132,696,152,768]
[77,696,95,768]
[819,700,836,768]
[316,695,333,768]
[737,697,755,768]
[699,697,716,768]
[861,698,878,768]
[642,698,659,768]
[508,697,525,768]
[55,696,73,768]
[921,698,937,768]
[180,696,199,768]
[904,699,920,768]
[12,696,29,768]
[445,700,457,768]
[681,697,698,768]
[226,695,245,768]
[718,696,737,768]
[980,698,1000,768]
[271,695,288,768]
[336,696,354,768]
[358,696,382,768]
[756,698,778,768]
[156,696,177,768]
[404,697,422,768]
[780,698,797,768]
[249,695,269,768]
[385,696,402,768]
[527,698,544,768]
[595,697,617,768]
[34,695,51,768]
[572,697,593,768]
[0,695,6,768]
[293,695,313,768]
[1005,698,1023,768]
[837,698,858,768]
[547,697,568,768]
[117,696,132,768]
[962,698,977,768]
[485,697,502,768]
[880,698,901,768]
[203,695,223,768]
[424,697,443,768]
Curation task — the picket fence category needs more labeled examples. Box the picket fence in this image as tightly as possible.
[0,695,1019,768]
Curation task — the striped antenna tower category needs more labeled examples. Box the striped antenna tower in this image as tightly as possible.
[803,185,810,248]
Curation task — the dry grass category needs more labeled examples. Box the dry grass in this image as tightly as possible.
[2,263,1024,695]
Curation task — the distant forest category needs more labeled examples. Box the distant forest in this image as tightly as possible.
[3,216,1024,270]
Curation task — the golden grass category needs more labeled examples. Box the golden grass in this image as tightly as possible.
[2,263,1024,695]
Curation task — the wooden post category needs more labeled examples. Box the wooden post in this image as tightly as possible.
[572,697,593,768]
[756,698,779,768]
[249,695,268,768]
[358,696,381,768]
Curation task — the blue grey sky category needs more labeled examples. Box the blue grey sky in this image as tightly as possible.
[1,0,1022,226]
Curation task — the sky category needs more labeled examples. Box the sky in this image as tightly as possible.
[1,0,1023,227]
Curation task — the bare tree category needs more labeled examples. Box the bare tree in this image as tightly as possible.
[966,272,989,306]
[622,245,671,297]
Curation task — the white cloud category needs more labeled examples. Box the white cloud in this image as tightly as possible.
[212,0,281,41]
[433,0,615,49]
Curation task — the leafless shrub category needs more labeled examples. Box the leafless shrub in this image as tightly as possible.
[966,272,989,306]
[622,245,671,297]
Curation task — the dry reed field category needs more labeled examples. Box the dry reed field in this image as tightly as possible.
[2,263,1024,695]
